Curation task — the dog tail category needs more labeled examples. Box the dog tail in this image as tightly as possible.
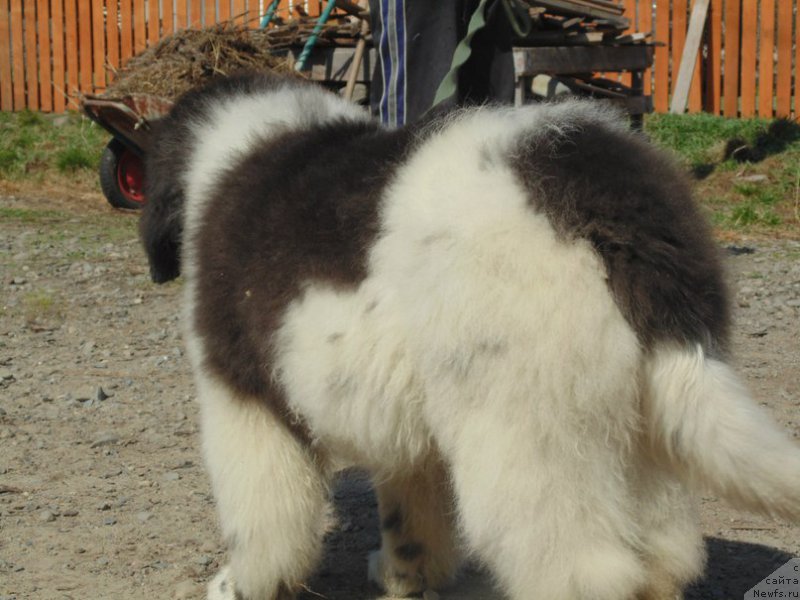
[643,345,800,521]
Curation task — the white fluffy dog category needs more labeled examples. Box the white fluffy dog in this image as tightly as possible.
[139,73,800,600]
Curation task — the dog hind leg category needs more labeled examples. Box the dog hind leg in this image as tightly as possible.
[368,452,461,596]
[199,375,329,600]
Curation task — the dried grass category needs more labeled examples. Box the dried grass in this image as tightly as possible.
[104,23,307,100]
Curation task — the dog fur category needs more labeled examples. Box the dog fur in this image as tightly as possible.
[140,73,800,600]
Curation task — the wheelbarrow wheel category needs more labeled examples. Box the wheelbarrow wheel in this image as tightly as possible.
[99,138,146,210]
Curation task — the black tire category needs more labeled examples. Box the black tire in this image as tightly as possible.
[99,138,147,210]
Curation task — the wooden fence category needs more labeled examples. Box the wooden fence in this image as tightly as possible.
[1,0,799,117]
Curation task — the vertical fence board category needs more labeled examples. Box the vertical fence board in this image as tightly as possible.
[671,0,687,102]
[106,0,120,74]
[92,0,106,91]
[190,0,202,26]
[688,0,704,113]
[64,0,78,107]
[232,0,245,24]
[205,0,215,25]
[706,0,722,114]
[24,0,39,110]
[134,0,146,53]
[36,0,52,110]
[163,0,175,34]
[739,0,757,117]
[757,0,775,118]
[51,0,65,112]
[148,0,160,44]
[654,0,669,112]
[120,0,133,63]
[638,0,652,97]
[796,0,800,118]
[176,0,188,28]
[722,0,741,116]
[78,0,92,94]
[775,0,792,117]
[10,0,25,109]
[219,0,230,21]
[0,0,13,111]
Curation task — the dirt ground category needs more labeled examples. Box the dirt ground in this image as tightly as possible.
[1,191,799,600]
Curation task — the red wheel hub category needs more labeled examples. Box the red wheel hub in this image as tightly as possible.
[116,150,146,205]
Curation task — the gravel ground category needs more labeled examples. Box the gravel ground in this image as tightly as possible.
[0,194,798,600]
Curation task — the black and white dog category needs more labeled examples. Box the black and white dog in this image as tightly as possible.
[140,73,800,600]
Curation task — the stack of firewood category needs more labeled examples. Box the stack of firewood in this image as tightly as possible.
[523,0,650,46]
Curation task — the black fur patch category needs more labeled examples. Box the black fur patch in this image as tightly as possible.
[140,73,294,284]
[510,116,730,355]
[394,542,424,561]
[191,116,416,401]
[382,508,403,532]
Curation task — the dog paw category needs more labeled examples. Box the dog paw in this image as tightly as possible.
[207,565,238,600]
[368,549,424,597]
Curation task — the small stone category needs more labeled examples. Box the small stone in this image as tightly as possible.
[91,433,120,448]
[96,387,110,401]
[196,555,212,566]
[38,510,56,523]
[97,501,112,511]
[103,517,117,526]
[162,471,181,482]
[736,174,768,184]
[136,511,153,523]
[62,509,79,517]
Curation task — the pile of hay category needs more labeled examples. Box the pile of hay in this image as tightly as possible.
[105,24,305,100]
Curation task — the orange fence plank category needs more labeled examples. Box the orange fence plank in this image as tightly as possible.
[653,0,669,112]
[722,0,740,117]
[796,0,800,118]
[92,0,106,91]
[206,0,215,25]
[148,0,160,44]
[176,0,188,28]
[36,0,52,111]
[705,0,721,114]
[64,0,79,108]
[134,0,146,53]
[107,0,120,74]
[163,0,175,34]
[639,0,652,97]
[232,0,245,24]
[190,0,202,26]
[219,0,230,21]
[10,0,25,109]
[671,0,687,99]
[687,0,704,113]
[757,0,775,118]
[52,0,66,112]
[24,0,39,110]
[739,0,756,117]
[78,0,93,94]
[120,0,133,63]
[0,0,13,111]
[775,0,792,117]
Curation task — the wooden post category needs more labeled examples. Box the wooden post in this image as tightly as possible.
[669,0,709,114]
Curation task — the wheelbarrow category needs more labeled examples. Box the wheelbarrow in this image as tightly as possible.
[82,94,174,209]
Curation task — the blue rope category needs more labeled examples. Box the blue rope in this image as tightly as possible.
[259,0,280,29]
[295,0,337,72]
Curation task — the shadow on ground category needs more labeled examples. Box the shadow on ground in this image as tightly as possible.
[300,471,796,599]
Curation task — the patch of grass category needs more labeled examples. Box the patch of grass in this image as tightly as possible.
[647,113,800,237]
[645,112,769,170]
[0,207,66,222]
[56,146,97,172]
[22,289,65,331]
[0,111,107,182]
